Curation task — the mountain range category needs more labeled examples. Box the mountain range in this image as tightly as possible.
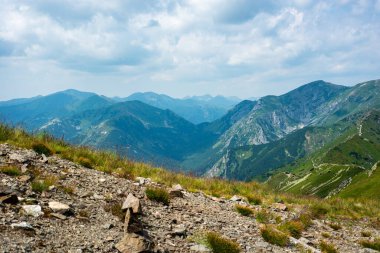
[1,79,379,198]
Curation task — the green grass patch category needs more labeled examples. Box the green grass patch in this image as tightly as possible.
[235,204,254,216]
[145,187,170,205]
[31,175,57,193]
[329,223,342,231]
[0,165,21,176]
[261,225,289,247]
[247,193,262,205]
[32,142,53,156]
[77,156,94,169]
[255,209,273,224]
[360,238,380,251]
[320,241,338,253]
[279,220,304,239]
[361,231,371,237]
[322,232,331,238]
[205,231,240,253]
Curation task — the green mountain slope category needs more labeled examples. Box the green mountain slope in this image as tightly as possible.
[184,80,350,175]
[0,90,113,130]
[196,80,380,179]
[44,101,217,168]
[267,110,380,198]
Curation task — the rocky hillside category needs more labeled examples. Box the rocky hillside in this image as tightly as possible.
[187,80,380,180]
[1,143,380,252]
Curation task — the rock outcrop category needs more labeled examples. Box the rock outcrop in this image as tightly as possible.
[0,143,379,252]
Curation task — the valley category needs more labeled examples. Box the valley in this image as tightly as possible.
[1,79,380,201]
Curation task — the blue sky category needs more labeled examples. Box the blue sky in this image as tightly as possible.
[0,0,379,100]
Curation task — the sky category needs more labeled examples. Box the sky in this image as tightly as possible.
[0,0,379,100]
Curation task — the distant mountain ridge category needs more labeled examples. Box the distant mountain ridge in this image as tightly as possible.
[0,79,379,198]
[122,92,241,124]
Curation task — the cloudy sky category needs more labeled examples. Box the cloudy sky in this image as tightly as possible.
[0,0,379,100]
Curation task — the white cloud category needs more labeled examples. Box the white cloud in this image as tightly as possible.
[0,0,379,100]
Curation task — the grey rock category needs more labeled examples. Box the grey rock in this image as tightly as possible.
[169,189,184,198]
[9,153,28,163]
[172,224,187,237]
[115,233,154,253]
[50,213,67,220]
[230,195,242,201]
[48,201,70,213]
[22,205,43,217]
[122,193,142,214]
[124,209,143,234]
[190,244,211,252]
[11,221,34,231]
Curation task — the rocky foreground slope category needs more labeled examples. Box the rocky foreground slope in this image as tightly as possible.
[0,143,379,252]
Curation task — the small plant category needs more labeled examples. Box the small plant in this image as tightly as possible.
[0,124,13,141]
[310,203,329,219]
[299,212,313,228]
[247,194,262,205]
[59,184,75,195]
[77,156,94,169]
[145,187,170,205]
[31,175,57,192]
[104,202,124,221]
[360,238,380,251]
[322,232,331,238]
[31,180,50,192]
[255,209,272,224]
[361,231,372,237]
[235,204,254,216]
[261,225,289,247]
[205,231,240,253]
[78,209,90,218]
[279,220,304,239]
[329,223,342,231]
[0,166,21,176]
[32,142,53,156]
[319,240,338,253]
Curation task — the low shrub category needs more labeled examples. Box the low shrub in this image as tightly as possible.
[32,142,53,156]
[145,187,170,205]
[247,194,262,205]
[360,238,380,251]
[31,175,57,192]
[361,231,371,237]
[31,180,50,192]
[255,210,272,224]
[206,231,240,253]
[0,166,21,176]
[279,220,304,239]
[310,203,329,219]
[322,232,331,238]
[77,156,94,169]
[0,124,13,141]
[235,204,254,216]
[261,225,289,247]
[329,223,342,231]
[319,240,338,253]
[298,212,313,228]
[59,184,75,195]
